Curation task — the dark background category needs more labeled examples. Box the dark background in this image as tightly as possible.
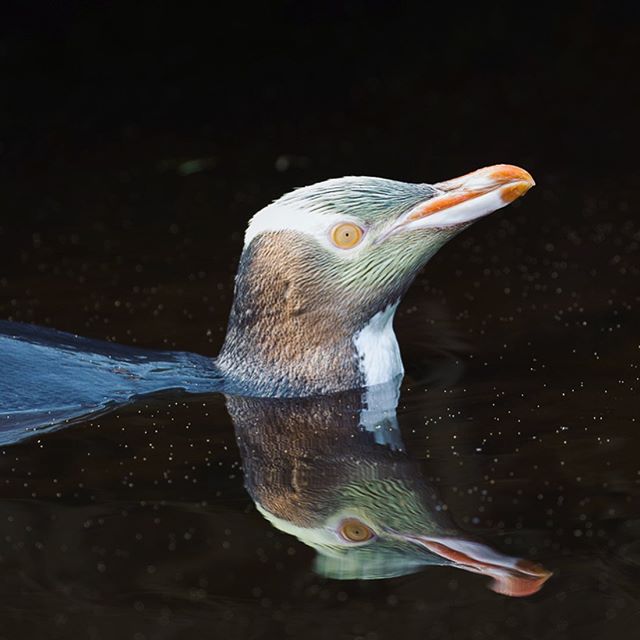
[1,0,638,351]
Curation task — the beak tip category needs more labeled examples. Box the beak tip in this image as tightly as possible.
[499,178,535,204]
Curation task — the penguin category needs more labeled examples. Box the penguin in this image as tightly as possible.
[0,164,534,440]
[218,164,534,396]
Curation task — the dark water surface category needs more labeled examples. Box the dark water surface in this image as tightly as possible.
[1,2,639,638]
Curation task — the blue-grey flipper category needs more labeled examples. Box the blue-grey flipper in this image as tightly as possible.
[0,321,220,444]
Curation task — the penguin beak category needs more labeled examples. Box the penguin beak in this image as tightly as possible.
[382,164,535,239]
[401,534,552,597]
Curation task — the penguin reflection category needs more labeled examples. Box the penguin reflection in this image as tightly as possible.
[228,382,551,597]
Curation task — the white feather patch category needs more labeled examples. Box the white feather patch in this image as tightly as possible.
[353,303,403,387]
[359,378,404,451]
[244,202,332,247]
[255,503,342,548]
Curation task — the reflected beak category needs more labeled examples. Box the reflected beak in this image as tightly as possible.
[384,164,535,238]
[403,534,552,597]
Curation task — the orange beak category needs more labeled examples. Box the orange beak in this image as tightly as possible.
[402,534,552,597]
[416,537,552,597]
[424,163,535,215]
[383,164,535,238]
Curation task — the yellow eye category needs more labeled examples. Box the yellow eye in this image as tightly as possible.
[331,222,364,249]
[339,518,375,542]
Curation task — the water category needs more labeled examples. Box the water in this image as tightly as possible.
[1,185,638,637]
[1,3,638,637]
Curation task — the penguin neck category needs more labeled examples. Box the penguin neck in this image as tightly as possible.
[216,233,404,397]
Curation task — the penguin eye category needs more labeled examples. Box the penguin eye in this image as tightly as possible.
[330,222,364,249]
[338,518,375,543]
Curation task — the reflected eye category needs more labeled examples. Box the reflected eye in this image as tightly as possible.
[330,222,364,249]
[339,518,375,543]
